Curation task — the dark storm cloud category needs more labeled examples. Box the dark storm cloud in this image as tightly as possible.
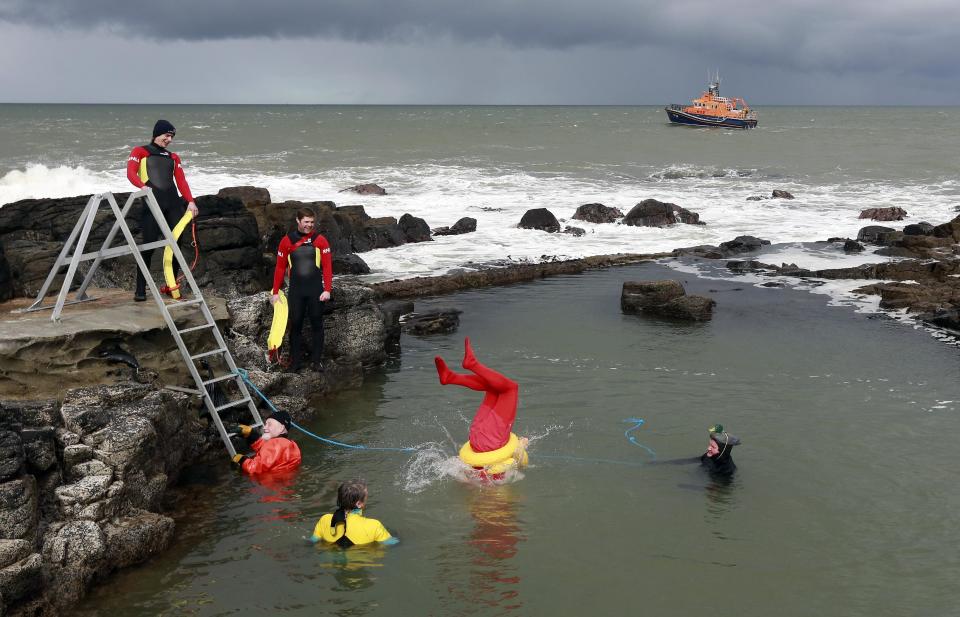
[2,0,958,76]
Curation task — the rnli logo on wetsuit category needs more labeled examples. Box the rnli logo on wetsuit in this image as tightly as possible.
[277,250,283,256]
[128,156,139,163]
[321,248,331,254]
[304,238,313,245]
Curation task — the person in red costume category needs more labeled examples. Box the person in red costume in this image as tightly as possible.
[231,411,302,474]
[435,337,523,453]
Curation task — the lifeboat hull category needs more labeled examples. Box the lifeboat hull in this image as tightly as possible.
[665,108,757,129]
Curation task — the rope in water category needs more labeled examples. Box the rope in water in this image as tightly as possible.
[235,368,416,453]
[624,418,657,459]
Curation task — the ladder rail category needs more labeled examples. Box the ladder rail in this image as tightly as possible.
[75,190,147,299]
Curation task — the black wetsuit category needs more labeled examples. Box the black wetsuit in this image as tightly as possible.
[274,231,333,368]
[129,143,190,296]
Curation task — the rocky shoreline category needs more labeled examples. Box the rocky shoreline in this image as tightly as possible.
[2,186,960,615]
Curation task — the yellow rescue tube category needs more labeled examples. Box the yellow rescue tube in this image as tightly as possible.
[162,211,194,300]
[459,433,528,475]
[267,291,288,362]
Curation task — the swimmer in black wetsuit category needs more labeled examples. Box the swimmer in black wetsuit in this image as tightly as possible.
[126,120,199,301]
[271,207,333,372]
[701,424,740,478]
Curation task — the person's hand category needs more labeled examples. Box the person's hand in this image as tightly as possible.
[319,291,331,302]
[270,294,280,305]
[231,453,248,466]
[187,201,199,217]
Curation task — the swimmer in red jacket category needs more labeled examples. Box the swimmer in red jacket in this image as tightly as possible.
[435,338,528,479]
[231,411,302,474]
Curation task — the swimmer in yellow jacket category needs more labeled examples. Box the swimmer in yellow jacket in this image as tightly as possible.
[311,480,398,547]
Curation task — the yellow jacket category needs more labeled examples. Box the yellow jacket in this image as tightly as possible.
[312,510,395,547]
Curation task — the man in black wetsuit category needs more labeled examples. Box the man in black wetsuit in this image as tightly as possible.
[701,424,741,478]
[126,120,199,301]
[271,208,333,372]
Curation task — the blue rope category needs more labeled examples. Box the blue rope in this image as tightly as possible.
[235,368,416,453]
[537,453,647,468]
[624,417,657,459]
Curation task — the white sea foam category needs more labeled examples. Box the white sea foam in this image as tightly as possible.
[1,161,955,287]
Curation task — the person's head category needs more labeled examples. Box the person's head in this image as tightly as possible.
[263,410,292,440]
[707,424,741,459]
[296,208,316,234]
[152,119,176,148]
[337,479,369,511]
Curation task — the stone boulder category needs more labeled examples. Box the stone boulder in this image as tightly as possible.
[859,207,907,221]
[0,431,24,482]
[398,213,432,243]
[333,253,371,275]
[339,183,387,196]
[843,239,865,253]
[772,190,795,199]
[0,476,38,541]
[621,280,715,321]
[572,203,622,224]
[562,226,586,237]
[0,241,12,302]
[433,217,477,236]
[857,225,898,245]
[719,236,770,255]
[401,309,462,335]
[903,222,934,236]
[217,186,271,209]
[623,199,701,227]
[518,208,560,233]
[672,245,725,259]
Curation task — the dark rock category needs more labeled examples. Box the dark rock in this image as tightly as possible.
[903,222,934,236]
[333,253,371,275]
[103,512,175,570]
[0,539,31,570]
[673,245,724,259]
[518,208,560,233]
[623,199,701,227]
[657,295,716,321]
[339,183,387,196]
[401,309,462,335]
[0,432,24,482]
[931,216,960,241]
[21,427,56,473]
[216,186,271,209]
[859,207,907,222]
[875,246,921,258]
[0,552,42,603]
[727,260,764,273]
[364,216,409,250]
[746,196,764,201]
[621,281,685,312]
[772,190,795,199]
[0,240,12,302]
[563,226,586,237]
[379,300,414,352]
[857,225,897,245]
[719,235,770,255]
[0,476,38,541]
[398,213,432,243]
[572,203,622,224]
[843,239,865,252]
[433,217,477,236]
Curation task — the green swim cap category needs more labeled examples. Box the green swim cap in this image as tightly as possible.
[709,424,724,434]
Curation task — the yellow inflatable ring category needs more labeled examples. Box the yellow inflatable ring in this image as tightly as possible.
[162,211,194,300]
[459,433,527,475]
[267,290,288,361]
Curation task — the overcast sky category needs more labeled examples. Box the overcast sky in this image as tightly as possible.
[1,0,958,105]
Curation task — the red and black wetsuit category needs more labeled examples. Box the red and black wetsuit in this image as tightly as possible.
[126,143,195,296]
[273,231,333,367]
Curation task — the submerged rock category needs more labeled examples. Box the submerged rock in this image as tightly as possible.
[859,207,907,221]
[621,280,715,321]
[401,309,462,335]
[433,217,477,236]
[339,183,387,195]
[772,190,795,199]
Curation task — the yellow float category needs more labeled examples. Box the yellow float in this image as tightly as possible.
[267,290,288,363]
[161,210,195,300]
[459,432,529,477]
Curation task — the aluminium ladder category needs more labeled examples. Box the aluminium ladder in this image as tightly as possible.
[22,189,263,458]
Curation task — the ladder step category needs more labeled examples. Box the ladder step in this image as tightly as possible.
[168,298,204,309]
[213,397,253,413]
[190,348,227,361]
[178,322,216,334]
[202,373,237,387]
[166,385,202,396]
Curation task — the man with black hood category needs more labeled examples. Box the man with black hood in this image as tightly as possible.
[126,119,199,301]
[700,424,741,478]
[231,411,302,475]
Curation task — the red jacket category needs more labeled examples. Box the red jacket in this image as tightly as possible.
[272,232,333,295]
[126,145,194,202]
[241,436,302,474]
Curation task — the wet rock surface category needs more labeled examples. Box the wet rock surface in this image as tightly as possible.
[432,217,477,236]
[623,199,701,227]
[859,207,907,221]
[518,208,561,233]
[401,308,462,335]
[572,203,622,224]
[621,280,715,321]
[339,183,387,196]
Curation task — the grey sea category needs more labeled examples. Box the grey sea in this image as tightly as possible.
[2,105,958,616]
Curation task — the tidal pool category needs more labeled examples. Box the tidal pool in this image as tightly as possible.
[76,262,960,617]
